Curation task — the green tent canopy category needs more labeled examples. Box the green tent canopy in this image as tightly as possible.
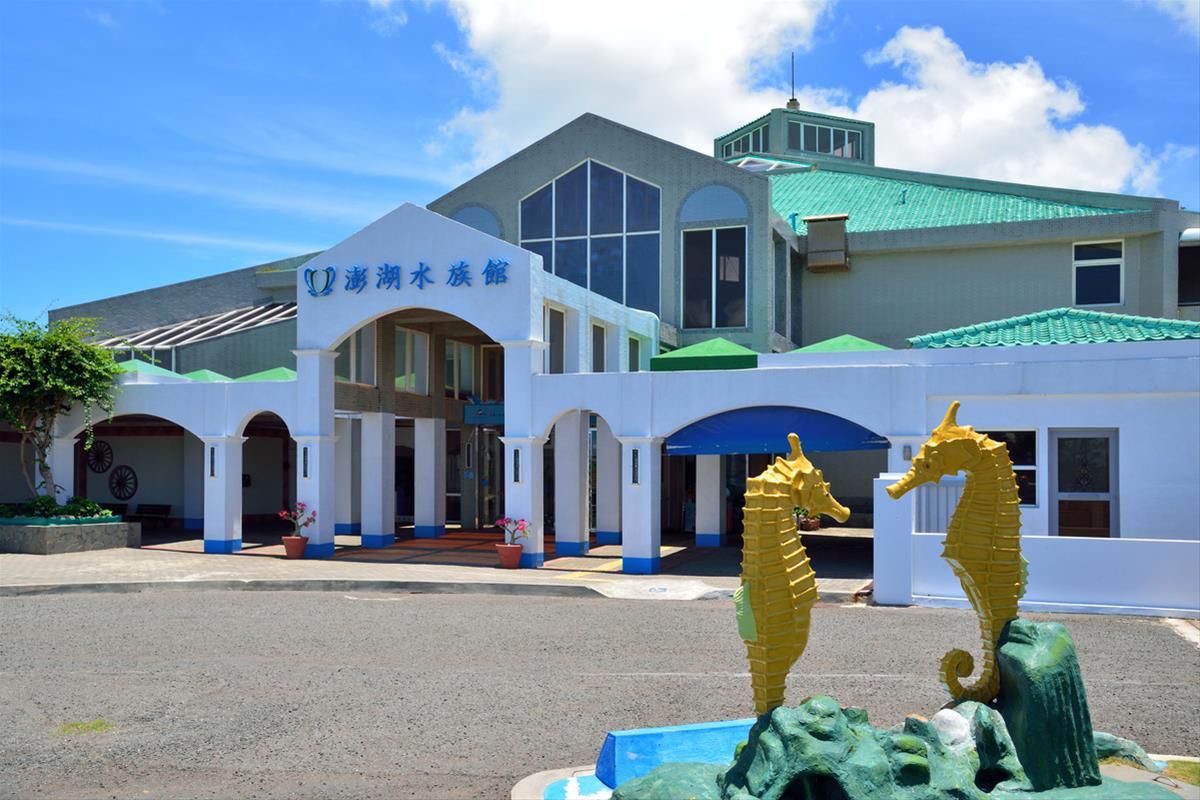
[235,366,297,382]
[117,359,184,378]
[650,337,758,372]
[182,368,231,381]
[792,334,890,353]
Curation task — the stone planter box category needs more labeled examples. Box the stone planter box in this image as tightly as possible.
[0,521,142,555]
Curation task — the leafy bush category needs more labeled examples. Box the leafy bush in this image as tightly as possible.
[23,495,62,518]
[1,495,114,520]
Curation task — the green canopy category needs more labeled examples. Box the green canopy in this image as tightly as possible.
[792,334,890,353]
[182,368,231,381]
[650,337,758,372]
[117,359,184,378]
[235,366,297,382]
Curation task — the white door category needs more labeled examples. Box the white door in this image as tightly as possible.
[1049,430,1118,537]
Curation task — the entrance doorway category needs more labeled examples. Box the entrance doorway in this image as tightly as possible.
[1050,429,1118,537]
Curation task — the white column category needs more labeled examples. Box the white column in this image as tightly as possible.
[360,412,396,547]
[500,435,547,567]
[47,436,76,501]
[553,411,589,556]
[414,417,446,537]
[294,348,337,557]
[201,435,244,553]
[595,417,622,545]
[183,432,204,530]
[695,454,724,547]
[619,436,662,574]
[334,417,358,535]
[873,474,915,606]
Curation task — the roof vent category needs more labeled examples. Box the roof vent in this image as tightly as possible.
[804,214,850,272]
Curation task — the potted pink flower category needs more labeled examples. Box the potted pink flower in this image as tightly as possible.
[278,502,316,559]
[493,516,528,568]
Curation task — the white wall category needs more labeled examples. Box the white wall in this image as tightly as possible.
[86,435,184,510]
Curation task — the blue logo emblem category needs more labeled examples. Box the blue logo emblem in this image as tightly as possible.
[304,266,336,297]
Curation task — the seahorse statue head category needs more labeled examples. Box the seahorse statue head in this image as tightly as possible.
[886,401,992,499]
[779,433,851,523]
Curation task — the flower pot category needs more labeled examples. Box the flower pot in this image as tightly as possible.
[798,518,820,532]
[282,535,309,559]
[495,543,524,569]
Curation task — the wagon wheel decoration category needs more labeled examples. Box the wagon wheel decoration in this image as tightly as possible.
[108,465,138,500]
[86,440,114,473]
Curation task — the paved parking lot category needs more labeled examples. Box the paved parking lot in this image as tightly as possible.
[1,591,1196,799]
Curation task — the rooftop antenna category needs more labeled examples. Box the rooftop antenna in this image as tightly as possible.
[786,51,800,110]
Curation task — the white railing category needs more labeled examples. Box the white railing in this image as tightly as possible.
[914,477,964,533]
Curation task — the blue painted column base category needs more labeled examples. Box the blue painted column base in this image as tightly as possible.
[183,517,204,531]
[304,541,335,558]
[335,523,361,535]
[695,532,724,547]
[595,530,621,545]
[361,533,395,548]
[414,525,446,538]
[519,551,545,568]
[555,540,589,556]
[622,556,661,574]
[203,538,242,554]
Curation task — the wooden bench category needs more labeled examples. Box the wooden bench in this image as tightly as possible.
[132,504,171,528]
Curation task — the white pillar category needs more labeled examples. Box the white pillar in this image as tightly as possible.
[47,436,76,501]
[873,474,915,605]
[334,417,357,536]
[360,412,396,547]
[294,348,337,558]
[183,432,204,530]
[201,435,244,553]
[414,417,446,537]
[500,435,546,567]
[595,417,622,545]
[619,436,662,574]
[553,411,589,556]
[695,454,724,547]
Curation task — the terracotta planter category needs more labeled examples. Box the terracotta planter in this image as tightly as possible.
[282,535,309,559]
[495,543,524,569]
[798,518,820,532]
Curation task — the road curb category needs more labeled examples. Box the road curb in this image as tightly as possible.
[0,578,605,599]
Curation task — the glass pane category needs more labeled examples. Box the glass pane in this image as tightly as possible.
[740,134,750,152]
[1058,500,1110,537]
[548,309,565,374]
[554,239,587,287]
[459,343,473,398]
[761,125,769,151]
[1074,242,1122,261]
[1076,264,1121,305]
[723,143,732,158]
[520,184,552,240]
[981,430,1036,466]
[628,338,640,372]
[1015,469,1037,506]
[788,121,802,150]
[555,163,588,237]
[592,325,605,372]
[1057,437,1110,493]
[590,162,623,235]
[394,328,408,390]
[523,239,553,272]
[354,329,371,382]
[1179,246,1200,305]
[803,124,817,152]
[626,177,660,233]
[334,338,351,382]
[715,227,746,328]
[625,233,660,314]
[847,131,861,159]
[589,235,623,303]
[683,229,713,328]
[752,129,761,152]
[817,126,832,154]
[411,332,429,395]
[444,342,456,398]
[833,129,846,157]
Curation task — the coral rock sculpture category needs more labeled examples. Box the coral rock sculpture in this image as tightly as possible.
[738,434,850,715]
[886,401,1025,702]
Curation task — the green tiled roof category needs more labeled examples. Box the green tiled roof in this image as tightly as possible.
[235,366,297,381]
[182,368,231,381]
[793,334,890,353]
[908,308,1200,349]
[117,359,182,378]
[650,337,758,371]
[768,170,1138,235]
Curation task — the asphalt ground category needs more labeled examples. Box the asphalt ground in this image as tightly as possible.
[1,591,1196,800]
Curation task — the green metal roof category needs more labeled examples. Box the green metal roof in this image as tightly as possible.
[117,359,182,378]
[650,337,758,372]
[792,334,890,353]
[768,170,1139,235]
[182,368,231,382]
[235,366,297,381]
[908,308,1200,349]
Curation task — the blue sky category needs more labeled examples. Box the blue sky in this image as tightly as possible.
[1,0,1197,324]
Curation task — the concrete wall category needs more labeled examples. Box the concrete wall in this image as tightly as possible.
[86,435,184,510]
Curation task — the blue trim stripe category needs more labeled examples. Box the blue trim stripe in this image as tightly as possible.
[622,556,660,574]
[414,525,446,538]
[361,533,395,548]
[695,532,724,547]
[519,551,544,568]
[595,530,621,545]
[304,541,335,558]
[203,538,241,554]
[555,540,589,556]
[335,523,361,535]
[183,517,204,531]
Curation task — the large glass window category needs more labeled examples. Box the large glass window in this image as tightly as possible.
[1180,246,1200,306]
[520,161,661,313]
[444,341,474,400]
[546,307,565,374]
[592,324,606,372]
[787,121,864,161]
[682,227,747,329]
[1073,241,1122,306]
[628,337,641,372]
[981,430,1037,506]
[393,327,429,394]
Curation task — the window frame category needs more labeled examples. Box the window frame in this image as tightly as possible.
[680,224,749,330]
[1072,239,1124,308]
[1049,428,1119,537]
[786,120,865,161]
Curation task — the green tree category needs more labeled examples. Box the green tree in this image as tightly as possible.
[0,316,121,498]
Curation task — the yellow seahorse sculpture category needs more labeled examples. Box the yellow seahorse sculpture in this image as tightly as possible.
[738,434,851,715]
[886,401,1026,703]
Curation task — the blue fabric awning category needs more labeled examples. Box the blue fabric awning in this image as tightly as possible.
[664,406,888,455]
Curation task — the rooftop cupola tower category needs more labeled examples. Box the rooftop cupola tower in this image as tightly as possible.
[714,105,876,168]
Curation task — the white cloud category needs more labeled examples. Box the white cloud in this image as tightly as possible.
[83,9,117,29]
[1143,0,1200,37]
[365,0,409,35]
[0,216,323,254]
